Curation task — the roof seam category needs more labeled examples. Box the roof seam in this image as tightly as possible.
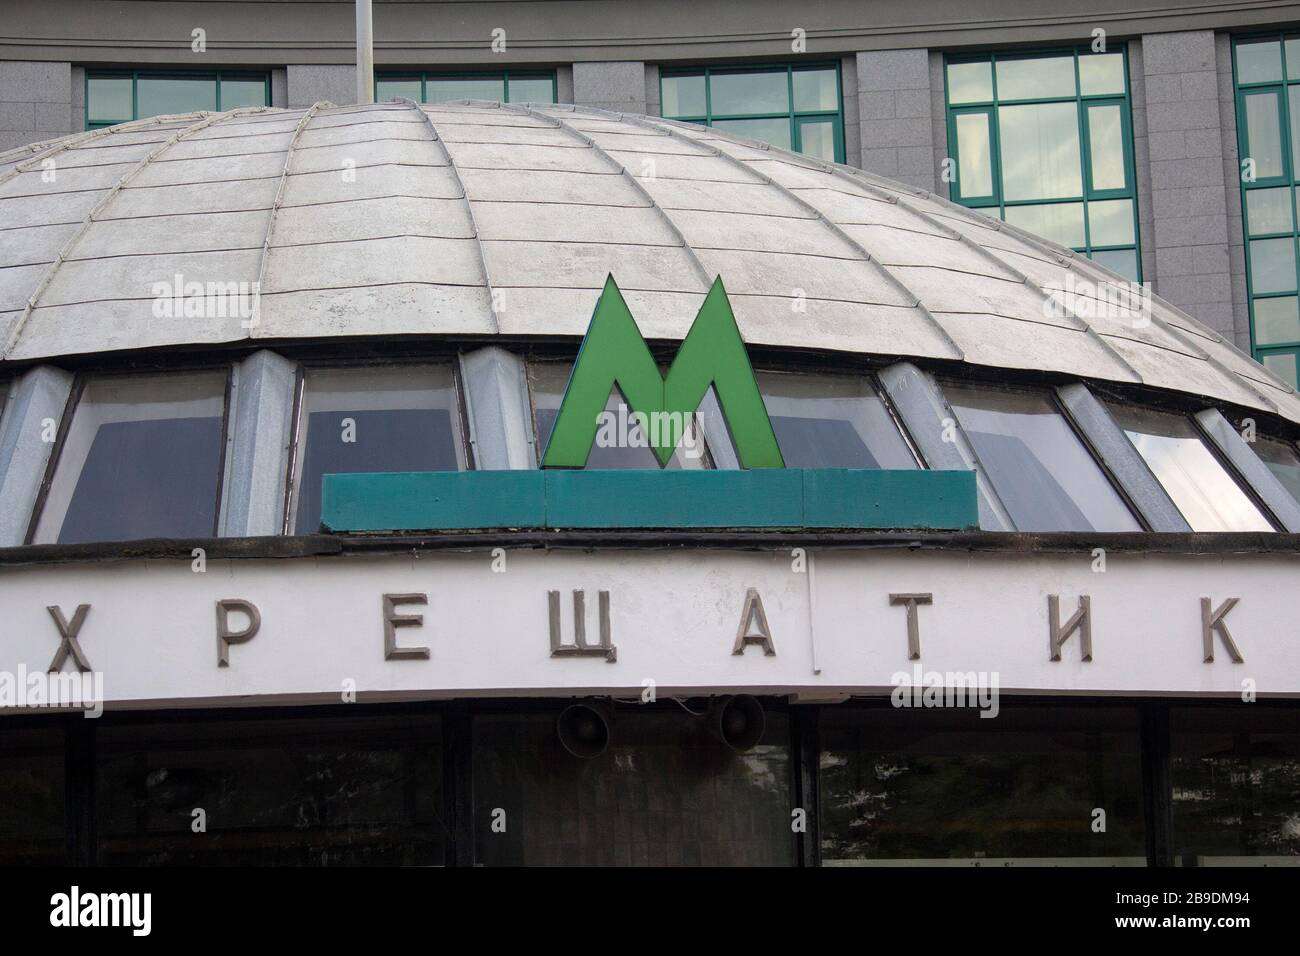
[2,107,272,359]
[772,155,1148,384]
[592,107,965,362]
[827,160,1279,403]
[251,101,326,335]
[404,99,500,333]
[0,114,180,191]
[497,102,713,291]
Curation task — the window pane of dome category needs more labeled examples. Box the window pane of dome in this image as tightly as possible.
[1252,435,1300,505]
[528,361,708,470]
[944,385,1140,532]
[1108,404,1276,532]
[757,372,916,470]
[33,372,228,545]
[289,365,466,534]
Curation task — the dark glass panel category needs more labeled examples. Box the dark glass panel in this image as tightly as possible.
[95,715,444,866]
[820,706,1146,865]
[473,709,793,866]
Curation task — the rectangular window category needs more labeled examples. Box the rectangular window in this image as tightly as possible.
[527,361,708,469]
[1107,403,1275,532]
[0,726,67,865]
[757,371,917,470]
[944,48,1142,281]
[1171,706,1300,865]
[819,706,1147,865]
[288,365,467,534]
[944,384,1141,532]
[1232,35,1300,386]
[85,71,270,128]
[95,714,444,865]
[660,63,845,163]
[32,372,229,545]
[374,71,557,105]
[472,709,793,865]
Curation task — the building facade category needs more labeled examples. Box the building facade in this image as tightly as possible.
[0,1,1298,868]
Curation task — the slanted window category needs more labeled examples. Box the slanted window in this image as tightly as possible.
[85,71,270,128]
[660,64,845,163]
[944,47,1141,280]
[528,362,708,469]
[375,71,556,105]
[288,366,467,534]
[1108,404,1275,532]
[1250,433,1300,503]
[757,371,916,469]
[944,384,1141,532]
[32,372,229,544]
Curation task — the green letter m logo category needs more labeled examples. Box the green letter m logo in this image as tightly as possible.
[542,276,785,469]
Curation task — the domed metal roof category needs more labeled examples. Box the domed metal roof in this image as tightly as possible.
[2,99,1298,422]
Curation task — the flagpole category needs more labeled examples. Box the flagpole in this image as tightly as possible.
[355,0,374,104]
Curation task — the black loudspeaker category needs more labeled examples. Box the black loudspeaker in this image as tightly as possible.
[708,695,766,752]
[556,700,612,759]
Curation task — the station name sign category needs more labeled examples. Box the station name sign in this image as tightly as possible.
[1,548,1294,709]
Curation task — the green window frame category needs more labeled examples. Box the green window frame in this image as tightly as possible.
[1231,34,1300,388]
[943,46,1142,282]
[84,70,271,129]
[374,71,557,105]
[659,63,846,164]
